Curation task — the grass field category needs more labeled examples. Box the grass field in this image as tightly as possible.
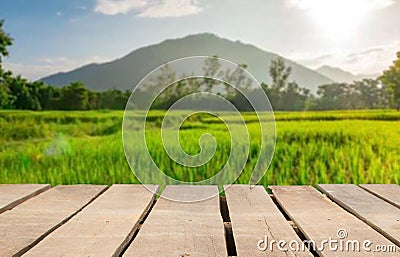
[0,110,399,187]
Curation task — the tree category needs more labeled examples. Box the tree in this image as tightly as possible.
[147,64,177,109]
[7,75,42,110]
[0,20,14,108]
[267,58,292,110]
[223,63,252,100]
[0,20,13,63]
[203,56,222,92]
[281,81,310,111]
[269,57,291,90]
[98,88,129,109]
[263,58,310,111]
[380,51,400,110]
[60,82,90,110]
[37,83,60,110]
[315,83,349,110]
[0,69,15,108]
[352,79,388,109]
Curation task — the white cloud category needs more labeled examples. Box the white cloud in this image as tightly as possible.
[94,0,203,18]
[3,56,112,81]
[291,41,400,75]
[56,11,63,16]
[138,0,203,18]
[94,0,147,15]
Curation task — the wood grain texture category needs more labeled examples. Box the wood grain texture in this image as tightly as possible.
[270,186,399,257]
[318,184,400,246]
[0,185,107,257]
[123,185,227,257]
[225,185,313,257]
[0,184,50,214]
[23,185,159,257]
[360,184,400,208]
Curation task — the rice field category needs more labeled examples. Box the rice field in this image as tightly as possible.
[0,110,399,187]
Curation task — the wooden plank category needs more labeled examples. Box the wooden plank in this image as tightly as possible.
[270,186,399,257]
[0,185,107,256]
[123,185,227,257]
[318,184,400,246]
[360,184,400,208]
[0,184,50,214]
[225,185,313,257]
[23,185,159,257]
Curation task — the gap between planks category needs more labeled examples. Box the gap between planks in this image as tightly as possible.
[0,184,51,214]
[2,184,399,257]
[0,185,108,257]
[22,185,159,257]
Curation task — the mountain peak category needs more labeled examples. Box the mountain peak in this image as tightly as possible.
[41,33,334,92]
[316,65,379,83]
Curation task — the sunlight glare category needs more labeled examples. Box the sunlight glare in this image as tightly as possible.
[292,0,394,40]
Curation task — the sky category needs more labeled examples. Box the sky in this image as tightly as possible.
[1,0,400,80]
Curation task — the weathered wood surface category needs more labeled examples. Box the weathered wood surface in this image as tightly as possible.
[270,185,398,257]
[225,185,313,257]
[23,185,159,257]
[0,184,50,214]
[123,185,227,257]
[360,184,400,208]
[318,184,400,247]
[0,184,399,256]
[0,185,107,256]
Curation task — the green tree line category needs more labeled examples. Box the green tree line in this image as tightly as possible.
[0,76,131,111]
[262,58,391,111]
[146,57,395,111]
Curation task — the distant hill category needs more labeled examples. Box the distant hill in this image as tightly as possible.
[41,33,334,93]
[316,65,356,83]
[316,65,380,83]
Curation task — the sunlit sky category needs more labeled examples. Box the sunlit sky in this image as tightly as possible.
[1,0,399,80]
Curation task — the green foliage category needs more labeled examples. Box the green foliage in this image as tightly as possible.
[59,82,89,110]
[262,58,312,110]
[97,89,130,109]
[380,51,400,110]
[0,110,399,186]
[203,55,221,92]
[315,79,389,110]
[0,21,14,108]
[269,57,292,90]
[0,20,13,63]
[7,76,42,110]
[0,70,15,108]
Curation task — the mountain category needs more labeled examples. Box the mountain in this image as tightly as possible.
[41,33,334,93]
[316,65,356,83]
[316,65,380,83]
[354,73,381,81]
